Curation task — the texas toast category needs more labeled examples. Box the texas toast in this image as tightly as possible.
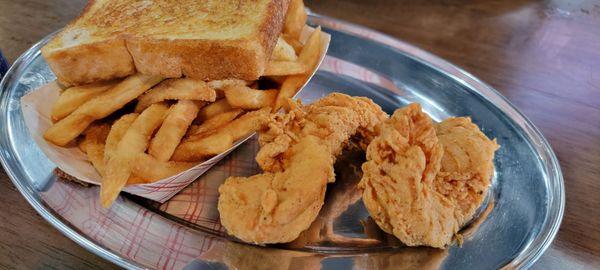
[42,0,290,86]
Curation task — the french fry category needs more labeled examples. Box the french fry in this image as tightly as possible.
[284,0,307,40]
[104,113,165,185]
[126,176,149,185]
[274,77,305,112]
[172,108,271,161]
[135,78,216,112]
[187,109,243,140]
[148,100,201,161]
[274,27,323,111]
[101,103,169,208]
[282,33,304,54]
[223,108,271,139]
[285,26,323,75]
[206,79,249,90]
[104,114,166,185]
[196,99,233,121]
[51,80,118,122]
[131,153,195,182]
[297,27,324,67]
[104,113,138,164]
[82,124,111,176]
[264,60,307,76]
[44,74,163,146]
[173,134,234,162]
[224,85,278,110]
[207,79,250,100]
[272,37,298,61]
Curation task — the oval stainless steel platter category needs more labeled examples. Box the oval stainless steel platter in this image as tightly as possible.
[0,15,563,270]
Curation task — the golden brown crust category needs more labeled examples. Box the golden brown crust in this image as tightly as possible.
[258,0,291,62]
[42,38,136,86]
[126,38,264,81]
[42,0,291,86]
[359,104,457,248]
[218,93,387,244]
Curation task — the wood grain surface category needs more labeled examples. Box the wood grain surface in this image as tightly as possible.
[0,0,599,269]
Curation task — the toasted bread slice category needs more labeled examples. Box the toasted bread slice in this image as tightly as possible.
[42,0,290,86]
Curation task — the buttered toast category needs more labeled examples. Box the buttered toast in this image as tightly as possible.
[42,0,290,86]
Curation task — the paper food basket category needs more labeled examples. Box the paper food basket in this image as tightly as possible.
[21,26,330,203]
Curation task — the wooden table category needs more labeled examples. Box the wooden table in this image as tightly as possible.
[0,0,598,269]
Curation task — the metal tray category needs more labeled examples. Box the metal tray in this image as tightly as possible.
[0,15,564,269]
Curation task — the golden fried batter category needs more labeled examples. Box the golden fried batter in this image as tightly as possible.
[257,93,388,175]
[360,104,498,248]
[218,93,387,244]
[359,104,457,248]
[435,117,499,227]
[218,136,333,244]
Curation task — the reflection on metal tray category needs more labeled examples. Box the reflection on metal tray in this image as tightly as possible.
[0,14,563,269]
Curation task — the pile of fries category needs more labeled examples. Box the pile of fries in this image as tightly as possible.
[42,0,323,207]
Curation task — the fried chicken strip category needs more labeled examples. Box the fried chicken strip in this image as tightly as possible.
[257,93,387,175]
[218,135,333,244]
[435,117,499,227]
[218,93,387,244]
[359,103,456,248]
[359,104,499,248]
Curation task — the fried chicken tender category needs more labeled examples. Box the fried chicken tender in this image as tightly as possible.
[435,117,499,227]
[218,93,387,244]
[359,103,456,248]
[218,136,333,244]
[257,93,388,175]
[359,104,498,248]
